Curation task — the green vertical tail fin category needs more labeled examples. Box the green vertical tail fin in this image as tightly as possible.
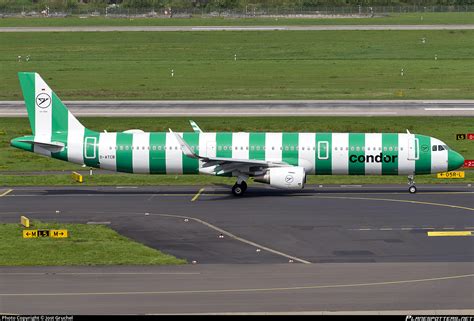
[18,72,85,139]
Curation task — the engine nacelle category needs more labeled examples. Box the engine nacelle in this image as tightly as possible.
[254,167,306,190]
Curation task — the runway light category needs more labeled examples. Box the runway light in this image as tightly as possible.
[192,260,197,264]
[184,218,189,222]
[256,248,261,252]
[289,259,294,263]
[55,210,60,214]
[145,212,149,216]
[218,234,224,239]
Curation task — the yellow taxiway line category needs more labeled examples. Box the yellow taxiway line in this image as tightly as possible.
[191,188,205,202]
[0,189,12,197]
[428,231,473,237]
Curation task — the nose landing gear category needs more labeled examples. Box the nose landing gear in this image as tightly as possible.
[408,175,417,194]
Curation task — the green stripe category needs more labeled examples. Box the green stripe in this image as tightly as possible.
[249,132,266,161]
[18,72,36,135]
[149,132,166,174]
[51,93,69,161]
[83,129,100,168]
[348,133,365,175]
[216,132,232,158]
[315,133,332,174]
[382,133,399,175]
[282,133,299,166]
[116,132,133,173]
[415,135,431,174]
[182,132,199,174]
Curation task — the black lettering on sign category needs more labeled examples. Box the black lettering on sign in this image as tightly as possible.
[38,230,50,237]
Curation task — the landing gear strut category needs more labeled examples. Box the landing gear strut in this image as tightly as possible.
[232,176,248,196]
[407,175,417,194]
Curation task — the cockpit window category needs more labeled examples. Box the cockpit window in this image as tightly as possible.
[438,145,445,151]
[432,145,437,151]
[443,145,449,150]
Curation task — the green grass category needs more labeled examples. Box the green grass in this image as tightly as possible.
[1,13,474,27]
[0,220,185,265]
[1,116,472,185]
[1,30,474,100]
[0,172,472,186]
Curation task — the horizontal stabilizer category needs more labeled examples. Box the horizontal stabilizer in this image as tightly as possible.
[17,139,65,153]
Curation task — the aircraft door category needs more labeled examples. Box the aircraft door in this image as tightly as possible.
[407,135,419,160]
[84,137,97,159]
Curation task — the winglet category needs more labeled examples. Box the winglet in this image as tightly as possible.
[189,120,203,133]
[169,129,199,159]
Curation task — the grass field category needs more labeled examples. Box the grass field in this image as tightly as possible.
[0,220,185,265]
[1,116,472,185]
[1,13,474,27]
[1,30,474,100]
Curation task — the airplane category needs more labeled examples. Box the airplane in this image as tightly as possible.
[11,72,465,196]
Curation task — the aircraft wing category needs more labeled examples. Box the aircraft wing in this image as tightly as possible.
[169,129,290,175]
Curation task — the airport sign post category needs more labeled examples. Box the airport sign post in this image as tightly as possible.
[20,216,30,228]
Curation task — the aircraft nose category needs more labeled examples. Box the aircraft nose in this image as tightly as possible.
[448,150,465,171]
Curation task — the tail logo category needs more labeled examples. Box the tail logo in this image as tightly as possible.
[36,93,51,109]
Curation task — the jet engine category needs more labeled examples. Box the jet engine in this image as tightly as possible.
[254,167,306,190]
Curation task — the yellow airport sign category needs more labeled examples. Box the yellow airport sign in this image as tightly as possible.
[20,216,30,228]
[72,171,83,183]
[22,229,68,238]
[23,230,38,238]
[50,230,68,238]
[437,171,465,179]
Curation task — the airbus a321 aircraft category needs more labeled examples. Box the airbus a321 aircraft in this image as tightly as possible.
[11,73,465,196]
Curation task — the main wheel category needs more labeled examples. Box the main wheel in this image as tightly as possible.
[240,181,248,192]
[232,184,245,196]
[409,185,417,194]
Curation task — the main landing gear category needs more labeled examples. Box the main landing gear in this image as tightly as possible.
[232,176,248,196]
[407,175,417,194]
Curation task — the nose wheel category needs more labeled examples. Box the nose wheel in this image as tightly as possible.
[408,175,417,194]
[232,181,247,196]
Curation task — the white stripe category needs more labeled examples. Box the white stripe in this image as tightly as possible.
[365,133,382,175]
[298,133,315,174]
[34,74,52,156]
[132,133,150,174]
[166,132,182,174]
[67,112,85,165]
[265,133,282,162]
[331,133,348,175]
[430,137,448,173]
[98,133,117,171]
[232,132,249,160]
[398,133,415,175]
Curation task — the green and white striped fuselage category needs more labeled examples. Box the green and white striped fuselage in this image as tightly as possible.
[25,130,454,176]
[11,72,465,194]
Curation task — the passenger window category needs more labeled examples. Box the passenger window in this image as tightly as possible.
[432,145,437,151]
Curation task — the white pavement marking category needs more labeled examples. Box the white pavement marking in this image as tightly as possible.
[150,213,311,265]
[1,273,472,296]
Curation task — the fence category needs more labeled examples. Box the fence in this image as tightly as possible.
[1,5,474,18]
